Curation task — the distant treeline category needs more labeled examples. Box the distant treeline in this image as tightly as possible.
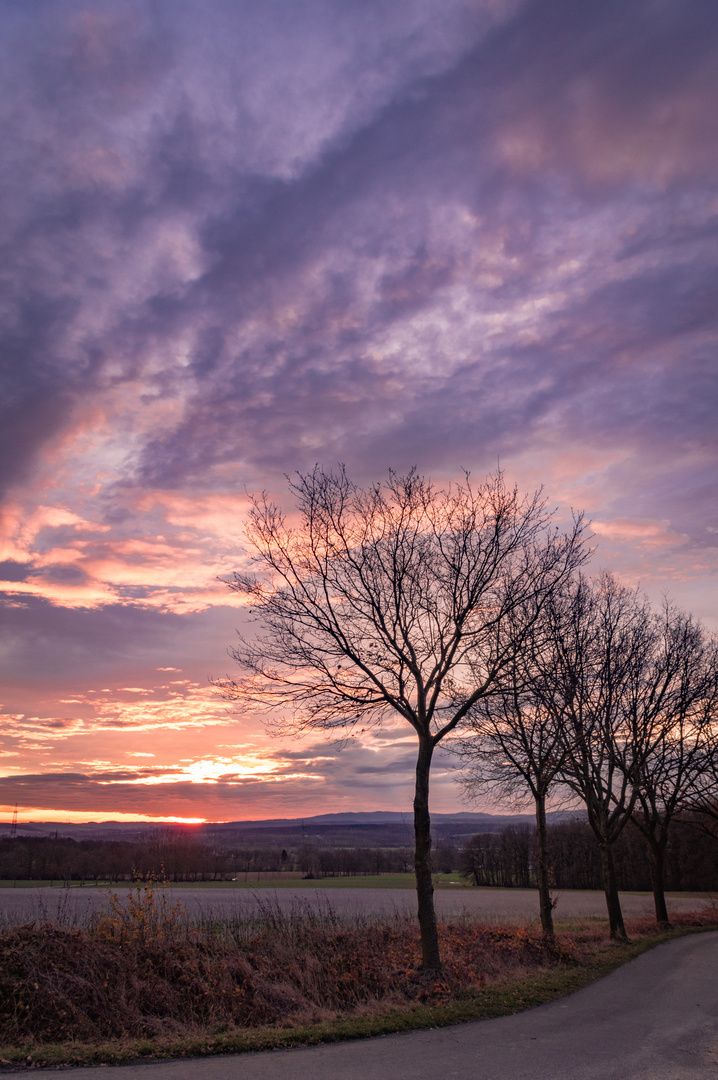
[3,816,717,889]
[0,834,415,882]
[460,818,718,893]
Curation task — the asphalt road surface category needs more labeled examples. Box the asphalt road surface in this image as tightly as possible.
[58,931,718,1080]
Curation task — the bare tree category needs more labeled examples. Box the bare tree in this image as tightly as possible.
[536,573,658,941]
[630,609,718,924]
[454,657,571,941]
[218,466,588,970]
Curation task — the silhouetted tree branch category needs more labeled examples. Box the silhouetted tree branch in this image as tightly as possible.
[629,606,718,923]
[533,573,659,941]
[454,646,572,940]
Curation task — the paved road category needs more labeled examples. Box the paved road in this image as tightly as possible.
[59,931,718,1080]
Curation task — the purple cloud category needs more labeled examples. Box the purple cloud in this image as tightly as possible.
[2,0,717,819]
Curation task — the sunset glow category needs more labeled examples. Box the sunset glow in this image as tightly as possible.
[1,0,717,823]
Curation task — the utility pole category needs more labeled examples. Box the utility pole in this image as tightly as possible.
[10,804,17,840]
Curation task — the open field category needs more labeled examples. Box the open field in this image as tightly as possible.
[0,880,712,929]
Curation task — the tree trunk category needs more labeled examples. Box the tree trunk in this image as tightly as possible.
[648,838,670,926]
[414,735,441,971]
[598,841,627,940]
[534,791,554,940]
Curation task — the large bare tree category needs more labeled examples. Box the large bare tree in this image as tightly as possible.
[219,466,588,970]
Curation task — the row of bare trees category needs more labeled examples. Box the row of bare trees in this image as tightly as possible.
[455,574,718,939]
[221,466,717,969]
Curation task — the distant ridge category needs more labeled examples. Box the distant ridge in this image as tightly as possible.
[3,809,576,843]
[208,810,560,828]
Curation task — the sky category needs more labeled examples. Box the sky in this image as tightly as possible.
[1,0,717,825]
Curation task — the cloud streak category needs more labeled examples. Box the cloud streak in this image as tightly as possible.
[1,0,717,819]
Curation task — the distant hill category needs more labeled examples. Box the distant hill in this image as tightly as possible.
[4,810,577,847]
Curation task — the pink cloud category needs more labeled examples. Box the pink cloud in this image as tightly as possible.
[0,493,251,612]
[592,517,689,550]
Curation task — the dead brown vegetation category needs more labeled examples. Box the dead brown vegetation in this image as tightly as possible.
[0,884,714,1054]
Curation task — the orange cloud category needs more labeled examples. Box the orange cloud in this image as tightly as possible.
[132,491,253,538]
[0,487,254,613]
[0,806,207,825]
[118,753,311,786]
[0,682,235,749]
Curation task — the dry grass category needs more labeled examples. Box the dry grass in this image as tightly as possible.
[0,882,709,930]
[0,883,715,1067]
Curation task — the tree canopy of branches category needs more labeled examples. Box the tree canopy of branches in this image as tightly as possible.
[629,606,718,923]
[219,466,588,970]
[528,573,660,940]
[454,654,569,939]
[456,572,718,939]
